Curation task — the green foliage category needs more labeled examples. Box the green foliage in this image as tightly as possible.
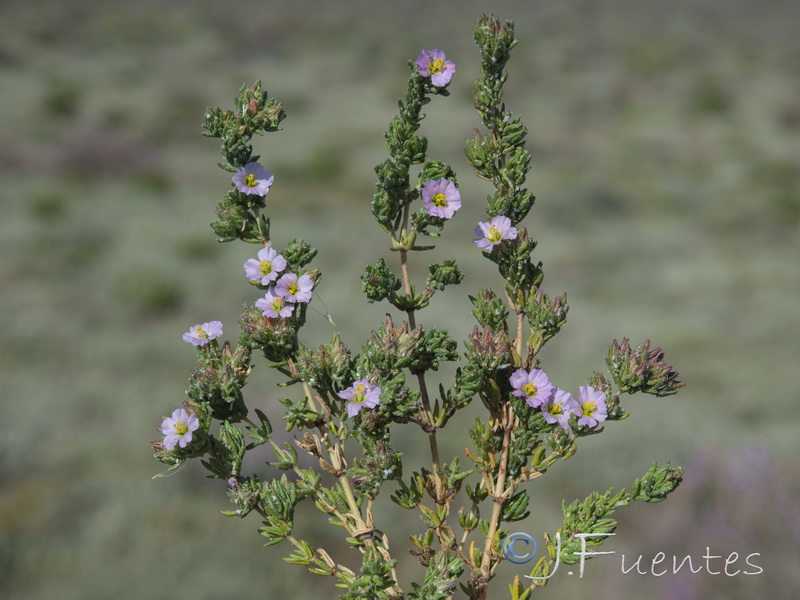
[391,473,425,510]
[258,476,301,546]
[295,332,354,399]
[370,372,420,426]
[339,555,398,600]
[606,337,685,396]
[279,396,320,433]
[261,475,299,525]
[362,257,403,304]
[630,461,685,502]
[489,229,544,308]
[348,433,403,499]
[222,476,262,518]
[371,68,429,235]
[281,238,318,273]
[238,305,298,363]
[186,341,252,422]
[356,315,458,379]
[360,315,423,373]
[502,491,531,522]
[469,288,510,335]
[245,409,273,448]
[553,488,629,565]
[466,17,535,225]
[202,82,285,243]
[407,328,459,375]
[464,326,512,382]
[543,461,684,570]
[524,287,569,353]
[202,81,286,168]
[425,258,464,292]
[407,552,464,600]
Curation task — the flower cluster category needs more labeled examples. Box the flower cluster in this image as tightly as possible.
[415,49,456,87]
[422,178,461,219]
[182,321,223,346]
[337,379,381,418]
[159,408,200,450]
[249,267,314,320]
[510,368,607,430]
[244,246,286,285]
[234,163,314,319]
[165,162,315,448]
[233,162,273,196]
[474,216,517,251]
[255,289,293,318]
[171,324,223,450]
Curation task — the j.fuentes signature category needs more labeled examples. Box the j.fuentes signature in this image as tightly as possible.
[503,532,763,579]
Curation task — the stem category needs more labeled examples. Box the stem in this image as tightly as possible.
[287,358,358,530]
[327,441,404,598]
[417,373,440,465]
[293,467,349,525]
[286,359,403,597]
[338,472,361,518]
[377,528,402,593]
[515,311,524,360]
[399,200,416,327]
[455,495,480,569]
[477,403,515,598]
[287,357,319,413]
[396,198,443,502]
[402,259,415,330]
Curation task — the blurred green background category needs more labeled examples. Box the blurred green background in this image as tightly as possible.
[1,0,798,598]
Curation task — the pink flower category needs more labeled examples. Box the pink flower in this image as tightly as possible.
[576,386,608,428]
[415,49,456,87]
[243,246,287,285]
[422,178,461,219]
[541,388,579,430]
[182,321,223,346]
[510,368,554,408]
[338,380,381,418]
[232,162,274,196]
[160,408,200,450]
[473,216,517,251]
[275,273,314,304]
[255,289,295,318]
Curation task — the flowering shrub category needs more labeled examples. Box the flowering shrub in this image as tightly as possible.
[152,14,685,600]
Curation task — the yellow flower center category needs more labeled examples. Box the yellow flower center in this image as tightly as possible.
[582,402,597,417]
[549,402,563,416]
[244,173,258,187]
[195,327,208,339]
[353,383,367,403]
[288,282,299,295]
[272,298,283,311]
[486,225,502,243]
[429,58,444,74]
[175,421,189,436]
[522,382,538,397]
[259,260,272,275]
[432,193,447,207]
